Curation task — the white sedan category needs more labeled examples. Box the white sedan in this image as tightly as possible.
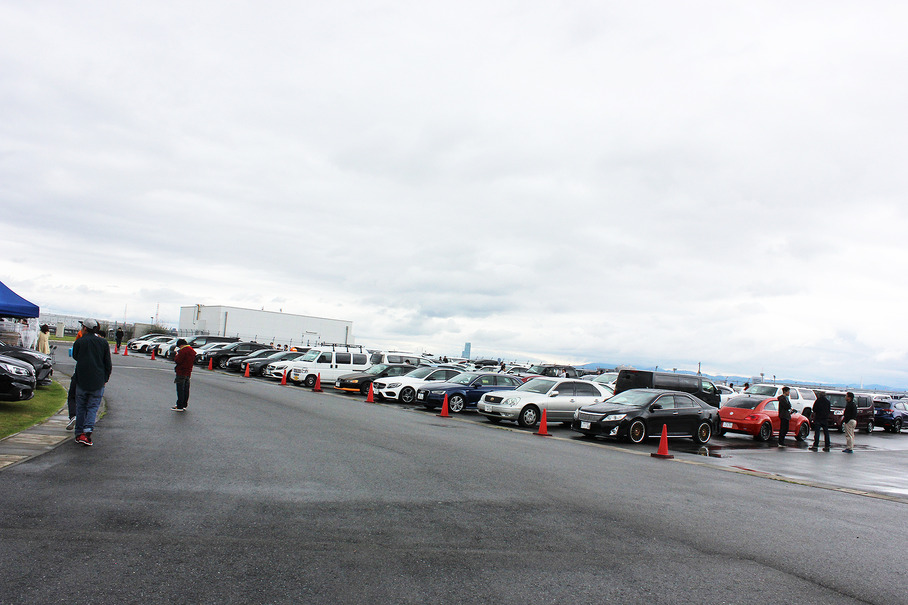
[373,367,464,403]
[477,377,612,428]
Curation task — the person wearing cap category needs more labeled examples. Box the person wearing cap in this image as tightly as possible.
[777,386,792,446]
[809,391,832,452]
[843,391,858,453]
[70,318,112,446]
[172,338,195,411]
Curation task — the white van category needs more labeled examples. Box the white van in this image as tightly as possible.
[289,345,370,387]
[369,351,434,367]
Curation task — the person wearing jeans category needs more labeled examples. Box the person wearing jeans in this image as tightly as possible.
[71,319,112,446]
[809,391,832,452]
[843,391,857,453]
[172,339,195,411]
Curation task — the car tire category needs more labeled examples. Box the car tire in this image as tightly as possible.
[756,422,772,442]
[517,405,540,428]
[360,383,371,396]
[448,394,466,413]
[400,387,416,404]
[628,419,646,444]
[717,424,726,437]
[894,419,902,434]
[865,420,874,434]
[304,375,317,388]
[218,357,229,369]
[796,422,809,441]
[694,421,712,444]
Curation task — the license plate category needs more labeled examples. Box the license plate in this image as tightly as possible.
[580,421,591,430]
[335,381,341,387]
[482,404,491,412]
[722,422,733,428]
[417,392,425,400]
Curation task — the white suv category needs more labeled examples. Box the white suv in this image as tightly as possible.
[743,384,817,415]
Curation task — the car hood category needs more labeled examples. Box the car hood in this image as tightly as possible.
[0,354,35,373]
[578,402,643,415]
[421,381,472,391]
[337,371,375,381]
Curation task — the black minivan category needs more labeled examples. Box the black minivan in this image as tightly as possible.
[614,370,721,407]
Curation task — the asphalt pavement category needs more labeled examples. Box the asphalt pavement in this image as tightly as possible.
[2,349,907,604]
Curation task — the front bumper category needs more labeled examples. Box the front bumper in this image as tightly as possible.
[477,402,520,420]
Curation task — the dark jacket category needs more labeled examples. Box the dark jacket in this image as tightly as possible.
[844,399,858,423]
[174,345,196,377]
[778,394,792,420]
[72,333,112,391]
[812,395,831,422]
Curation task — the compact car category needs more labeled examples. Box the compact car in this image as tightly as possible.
[873,398,908,433]
[372,367,464,403]
[718,395,810,441]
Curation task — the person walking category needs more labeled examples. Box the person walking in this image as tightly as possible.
[115,327,124,351]
[36,324,50,354]
[70,318,112,446]
[843,391,858,453]
[172,338,195,411]
[808,391,832,451]
[777,386,792,446]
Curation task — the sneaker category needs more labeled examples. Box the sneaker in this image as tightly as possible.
[171,406,186,412]
[75,433,92,446]
[823,447,831,452]
[808,446,818,451]
[66,417,76,430]
[843,449,853,454]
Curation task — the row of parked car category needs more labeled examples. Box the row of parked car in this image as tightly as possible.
[122,335,908,446]
[0,341,55,402]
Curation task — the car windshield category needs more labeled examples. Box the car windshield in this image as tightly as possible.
[874,400,893,408]
[593,373,618,383]
[364,364,390,375]
[724,396,761,410]
[450,373,480,385]
[404,367,436,379]
[245,349,275,359]
[527,365,553,375]
[603,390,658,407]
[746,385,777,396]
[301,350,321,362]
[827,393,847,408]
[516,378,557,394]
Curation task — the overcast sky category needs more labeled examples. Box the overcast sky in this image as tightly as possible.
[2,1,907,387]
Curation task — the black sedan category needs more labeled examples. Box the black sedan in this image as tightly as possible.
[201,342,272,369]
[334,364,417,395]
[0,342,53,385]
[571,389,717,444]
[224,348,281,372]
[416,372,524,413]
[241,350,307,376]
[0,354,37,401]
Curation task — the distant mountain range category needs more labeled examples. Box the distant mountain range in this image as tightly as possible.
[577,362,904,394]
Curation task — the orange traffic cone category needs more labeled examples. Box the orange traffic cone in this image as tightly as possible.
[313,373,323,392]
[437,394,450,418]
[366,382,375,402]
[651,424,674,459]
[534,408,550,437]
[207,358,213,370]
[243,364,250,377]
[123,346,128,356]
[151,348,156,360]
[114,345,118,354]
[280,370,288,385]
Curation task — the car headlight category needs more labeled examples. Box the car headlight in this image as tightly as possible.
[603,414,626,422]
[0,362,31,376]
[349,379,358,384]
[503,396,521,406]
[574,409,580,419]
[430,390,445,395]
[387,382,401,388]
[833,410,843,415]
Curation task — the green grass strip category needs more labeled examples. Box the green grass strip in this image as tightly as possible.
[0,381,67,440]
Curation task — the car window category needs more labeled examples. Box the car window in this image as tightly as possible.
[352,354,367,365]
[789,390,800,400]
[673,395,697,408]
[678,376,698,391]
[555,382,576,396]
[442,370,461,380]
[479,375,495,386]
[700,380,716,394]
[652,374,678,390]
[317,353,332,364]
[574,382,598,396]
[798,389,816,401]
[764,401,778,411]
[387,366,411,377]
[747,385,777,396]
[654,396,675,409]
[504,376,522,387]
[335,353,352,364]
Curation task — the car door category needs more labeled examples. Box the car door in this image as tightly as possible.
[645,395,678,436]
[671,394,703,435]
[466,375,498,404]
[545,381,576,421]
[762,400,780,432]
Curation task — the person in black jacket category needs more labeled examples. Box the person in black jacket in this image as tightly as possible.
[777,386,792,446]
[843,391,858,453]
[809,391,832,451]
[71,319,112,446]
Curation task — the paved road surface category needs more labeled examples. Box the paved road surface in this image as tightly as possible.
[1,352,906,604]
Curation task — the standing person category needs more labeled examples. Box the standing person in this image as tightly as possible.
[115,327,124,351]
[172,338,195,411]
[36,324,50,354]
[70,319,112,446]
[809,391,832,452]
[843,391,858,453]
[777,386,792,447]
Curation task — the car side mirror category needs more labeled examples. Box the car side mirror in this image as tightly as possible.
[650,403,662,411]
[549,391,559,397]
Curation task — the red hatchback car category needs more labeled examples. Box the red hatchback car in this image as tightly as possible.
[718,395,811,442]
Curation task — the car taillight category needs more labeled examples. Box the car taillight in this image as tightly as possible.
[744,415,758,421]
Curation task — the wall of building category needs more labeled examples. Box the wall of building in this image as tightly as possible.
[178,305,353,348]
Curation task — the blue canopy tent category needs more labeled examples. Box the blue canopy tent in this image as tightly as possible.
[0,280,39,318]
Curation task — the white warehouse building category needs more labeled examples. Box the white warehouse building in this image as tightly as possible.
[178,305,354,348]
